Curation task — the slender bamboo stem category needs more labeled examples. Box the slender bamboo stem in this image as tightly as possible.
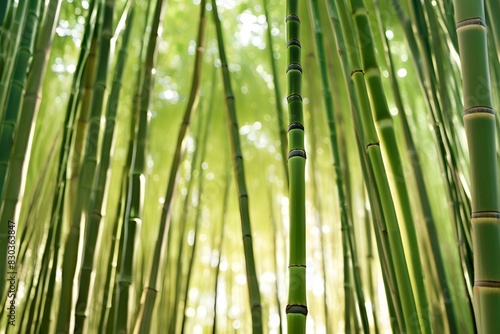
[263,0,289,186]
[212,1,263,332]
[0,0,41,298]
[74,3,134,332]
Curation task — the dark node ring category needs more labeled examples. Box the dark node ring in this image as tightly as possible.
[471,211,500,219]
[286,304,308,316]
[457,17,486,29]
[287,39,302,48]
[286,14,300,23]
[475,280,500,288]
[288,122,304,132]
[463,106,494,116]
[286,63,303,73]
[287,94,303,102]
[351,69,364,77]
[288,149,306,160]
[288,264,306,268]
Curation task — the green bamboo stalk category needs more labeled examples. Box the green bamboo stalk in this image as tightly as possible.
[263,0,289,186]
[56,1,115,332]
[97,181,124,334]
[285,1,307,333]
[0,0,28,112]
[0,0,62,282]
[212,1,263,332]
[349,0,431,332]
[373,1,461,331]
[0,0,41,300]
[267,185,284,334]
[453,1,500,332]
[38,4,98,333]
[180,111,211,333]
[330,0,418,331]
[307,1,370,331]
[328,1,404,331]
[486,0,500,63]
[212,170,230,334]
[324,4,403,330]
[103,179,127,334]
[170,105,206,334]
[304,42,333,334]
[66,20,100,219]
[74,3,134,332]
[391,1,475,281]
[131,1,206,332]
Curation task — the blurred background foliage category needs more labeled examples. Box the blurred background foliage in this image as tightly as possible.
[0,0,498,332]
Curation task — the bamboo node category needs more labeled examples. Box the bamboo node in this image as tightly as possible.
[286,304,308,316]
[463,106,494,116]
[286,39,302,48]
[285,14,300,23]
[456,17,486,29]
[286,63,302,73]
[288,122,304,132]
[350,69,364,77]
[471,211,500,219]
[287,94,303,102]
[475,280,500,288]
[288,149,306,160]
[288,264,306,268]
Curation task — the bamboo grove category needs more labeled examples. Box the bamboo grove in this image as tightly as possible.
[0,0,499,332]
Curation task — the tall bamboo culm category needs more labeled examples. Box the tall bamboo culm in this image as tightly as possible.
[285,1,307,333]
[212,0,263,332]
[453,1,500,332]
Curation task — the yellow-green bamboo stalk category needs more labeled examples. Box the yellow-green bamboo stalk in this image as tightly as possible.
[115,0,167,331]
[212,169,230,334]
[0,0,28,112]
[453,1,500,332]
[304,50,330,333]
[329,0,412,330]
[56,1,114,332]
[40,3,98,332]
[263,0,289,186]
[74,3,134,332]
[349,0,430,331]
[307,0,370,330]
[212,0,263,332]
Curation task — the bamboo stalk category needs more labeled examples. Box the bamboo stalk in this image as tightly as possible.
[56,1,115,332]
[263,0,289,186]
[74,3,134,332]
[453,1,500,332]
[348,0,431,331]
[0,0,62,283]
[132,0,204,332]
[0,0,41,301]
[285,1,307,333]
[212,0,263,332]
[307,1,370,331]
